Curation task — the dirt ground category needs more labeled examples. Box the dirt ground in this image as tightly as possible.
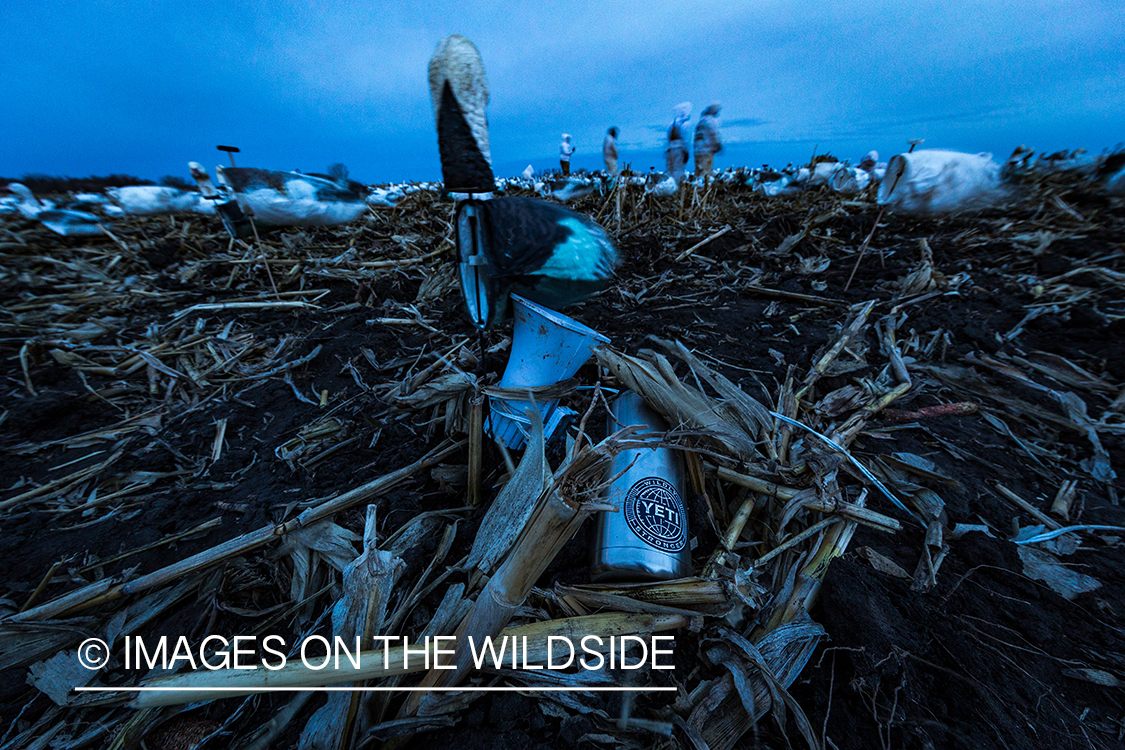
[1,172,1123,749]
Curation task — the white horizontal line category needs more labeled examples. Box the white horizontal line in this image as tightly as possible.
[75,686,675,693]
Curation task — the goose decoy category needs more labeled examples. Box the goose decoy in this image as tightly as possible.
[6,183,55,219]
[644,171,678,197]
[215,166,369,227]
[829,166,872,195]
[1096,152,1125,195]
[755,170,802,197]
[877,150,1002,214]
[107,185,209,216]
[365,185,404,207]
[37,209,106,237]
[189,162,253,238]
[5,183,104,235]
[544,176,598,202]
[68,192,112,208]
[428,34,617,329]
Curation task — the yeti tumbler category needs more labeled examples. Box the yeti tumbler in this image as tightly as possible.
[591,391,691,582]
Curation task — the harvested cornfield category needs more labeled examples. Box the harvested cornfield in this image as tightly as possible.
[1,168,1123,749]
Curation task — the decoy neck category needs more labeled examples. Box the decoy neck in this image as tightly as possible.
[429,35,496,193]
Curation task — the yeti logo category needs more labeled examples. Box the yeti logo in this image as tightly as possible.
[623,477,687,553]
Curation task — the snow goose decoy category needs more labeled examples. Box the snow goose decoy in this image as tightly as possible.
[7,183,55,219]
[5,183,104,235]
[429,34,617,329]
[189,162,253,237]
[545,176,598,202]
[754,170,802,197]
[36,209,106,237]
[1096,152,1125,195]
[68,192,111,208]
[216,167,369,227]
[877,150,1003,214]
[644,171,678,197]
[366,186,404,207]
[107,185,207,216]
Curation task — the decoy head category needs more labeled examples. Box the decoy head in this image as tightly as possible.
[7,183,38,204]
[428,35,495,194]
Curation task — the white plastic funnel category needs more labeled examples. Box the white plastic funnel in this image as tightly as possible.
[487,294,610,449]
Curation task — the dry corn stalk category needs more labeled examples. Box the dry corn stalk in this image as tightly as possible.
[12,439,463,624]
[406,427,623,713]
[596,346,760,460]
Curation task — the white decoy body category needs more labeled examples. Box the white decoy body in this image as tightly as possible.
[214,167,369,227]
[829,167,872,195]
[69,192,111,207]
[807,161,845,187]
[429,35,617,328]
[545,177,598,202]
[366,187,404,207]
[644,172,678,197]
[107,186,212,216]
[755,171,802,197]
[877,150,1002,214]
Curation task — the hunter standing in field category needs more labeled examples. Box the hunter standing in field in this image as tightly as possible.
[559,134,575,176]
[694,101,723,180]
[603,127,619,176]
[665,102,691,183]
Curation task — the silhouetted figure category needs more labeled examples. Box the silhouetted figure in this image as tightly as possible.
[693,102,723,180]
[665,102,691,183]
[559,134,574,176]
[603,127,620,176]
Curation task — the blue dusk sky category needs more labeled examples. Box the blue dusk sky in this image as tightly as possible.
[2,1,1122,184]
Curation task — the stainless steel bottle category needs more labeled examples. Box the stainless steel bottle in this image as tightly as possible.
[591,391,691,582]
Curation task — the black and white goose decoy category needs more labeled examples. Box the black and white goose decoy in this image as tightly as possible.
[428,34,617,329]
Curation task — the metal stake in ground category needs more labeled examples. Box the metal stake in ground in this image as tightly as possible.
[213,145,276,298]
